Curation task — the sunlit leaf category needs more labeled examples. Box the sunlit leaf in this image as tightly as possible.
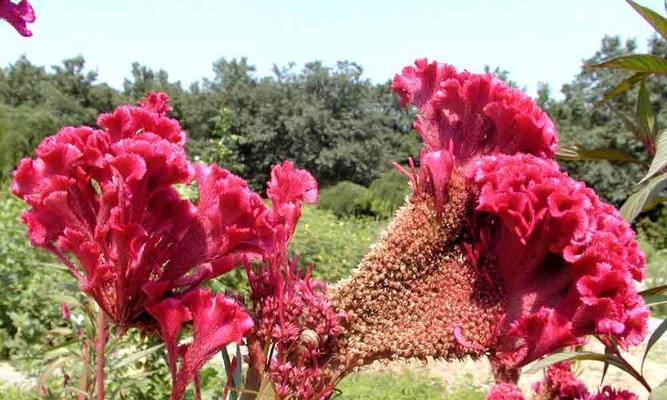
[526,351,650,390]
[627,0,667,41]
[641,195,667,212]
[588,54,667,75]
[43,346,73,362]
[557,145,643,163]
[110,343,163,370]
[620,172,667,222]
[641,284,667,297]
[642,319,667,374]
[595,72,649,106]
[644,294,667,306]
[48,293,82,308]
[525,351,607,374]
[46,327,73,337]
[38,356,72,388]
[650,378,667,400]
[640,131,667,184]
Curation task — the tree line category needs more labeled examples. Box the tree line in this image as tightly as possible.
[2,35,667,204]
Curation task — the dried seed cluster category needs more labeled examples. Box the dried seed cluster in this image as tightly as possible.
[330,173,503,373]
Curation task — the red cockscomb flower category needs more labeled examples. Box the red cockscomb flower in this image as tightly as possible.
[243,162,344,400]
[11,92,272,327]
[329,60,647,378]
[147,289,254,400]
[487,383,526,400]
[0,0,35,36]
[588,386,638,400]
[532,362,589,400]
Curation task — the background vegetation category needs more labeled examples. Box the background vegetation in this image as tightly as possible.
[1,31,667,398]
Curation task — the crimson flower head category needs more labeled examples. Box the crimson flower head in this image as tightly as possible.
[0,0,35,37]
[487,383,526,400]
[531,362,589,400]
[11,92,271,327]
[588,386,638,400]
[330,59,648,377]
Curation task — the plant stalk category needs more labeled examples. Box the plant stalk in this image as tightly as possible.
[94,310,109,400]
[76,340,90,400]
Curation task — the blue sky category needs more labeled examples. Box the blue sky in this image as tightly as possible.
[1,0,664,97]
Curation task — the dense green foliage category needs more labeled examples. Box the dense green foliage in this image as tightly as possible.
[0,189,71,360]
[1,25,667,398]
[289,206,383,282]
[318,181,370,217]
[359,169,410,219]
[335,370,446,399]
[335,371,485,400]
[0,56,419,188]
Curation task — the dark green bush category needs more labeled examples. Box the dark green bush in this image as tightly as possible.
[360,169,410,219]
[318,181,370,217]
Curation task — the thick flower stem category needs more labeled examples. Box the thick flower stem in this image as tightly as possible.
[240,365,261,400]
[94,310,109,400]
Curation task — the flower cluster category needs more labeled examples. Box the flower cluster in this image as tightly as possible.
[531,362,589,400]
[12,93,266,329]
[329,59,647,381]
[12,93,333,399]
[245,163,345,400]
[487,362,638,400]
[0,0,35,36]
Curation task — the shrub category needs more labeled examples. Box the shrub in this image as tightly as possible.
[289,206,383,283]
[318,181,370,217]
[335,370,445,400]
[360,169,410,219]
[0,186,71,361]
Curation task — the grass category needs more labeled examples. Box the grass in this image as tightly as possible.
[289,205,384,283]
[334,370,486,400]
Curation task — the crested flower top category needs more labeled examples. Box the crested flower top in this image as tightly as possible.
[330,59,648,379]
[0,0,35,36]
[12,91,323,399]
[392,58,557,162]
[391,59,647,368]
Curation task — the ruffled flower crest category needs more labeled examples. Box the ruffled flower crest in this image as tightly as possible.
[242,162,345,400]
[0,0,35,36]
[146,289,254,400]
[329,59,647,377]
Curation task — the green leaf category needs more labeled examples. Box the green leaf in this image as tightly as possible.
[640,284,667,297]
[650,379,667,400]
[627,0,667,41]
[38,356,72,388]
[557,145,644,164]
[46,327,73,337]
[644,294,667,306]
[642,319,667,374]
[641,195,667,212]
[636,80,656,142]
[596,72,649,106]
[43,346,73,361]
[525,351,649,389]
[620,172,667,222]
[110,343,163,370]
[610,105,645,145]
[525,351,607,374]
[641,131,667,184]
[48,293,82,307]
[588,54,667,75]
